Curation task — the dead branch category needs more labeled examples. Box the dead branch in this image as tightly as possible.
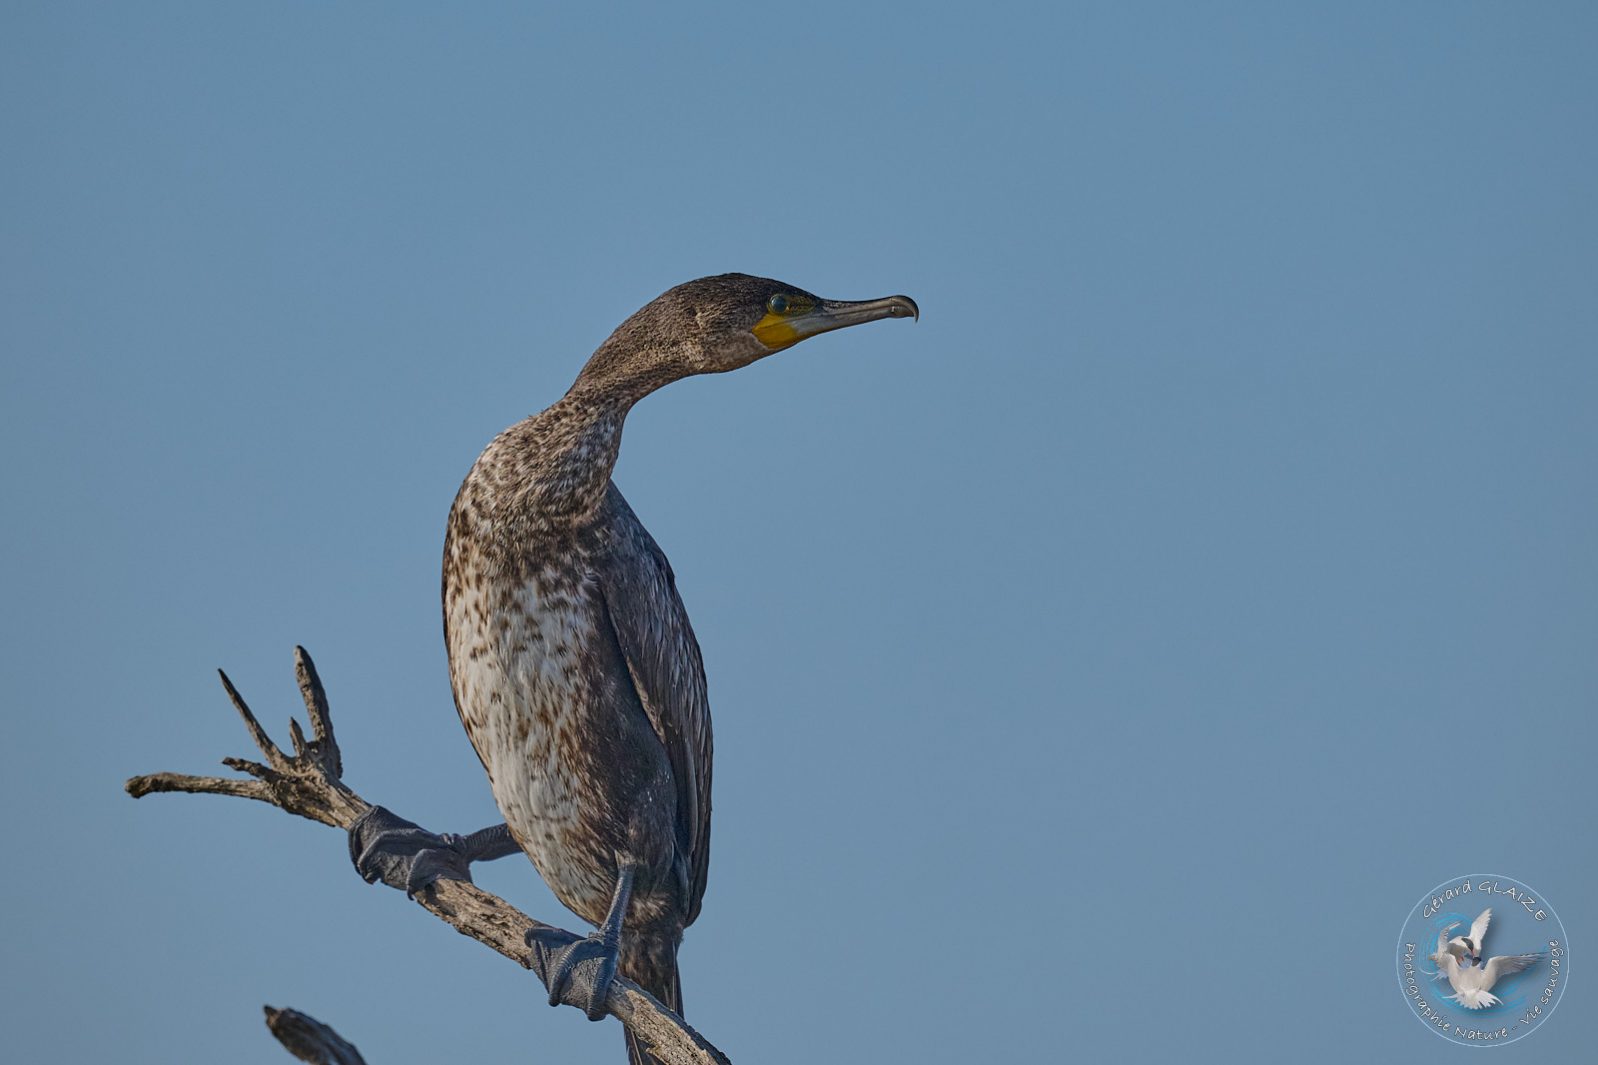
[127,647,729,1065]
[264,1006,367,1065]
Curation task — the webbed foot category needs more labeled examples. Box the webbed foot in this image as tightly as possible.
[348,805,518,897]
[528,926,619,1020]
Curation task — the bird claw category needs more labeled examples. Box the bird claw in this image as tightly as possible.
[528,926,619,1021]
[348,806,474,897]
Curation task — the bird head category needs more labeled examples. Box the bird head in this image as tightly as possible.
[577,273,918,397]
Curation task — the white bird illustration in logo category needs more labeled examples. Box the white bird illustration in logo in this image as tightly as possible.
[1428,908,1544,1009]
[1431,908,1493,975]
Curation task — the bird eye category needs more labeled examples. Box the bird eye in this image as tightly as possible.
[767,294,790,315]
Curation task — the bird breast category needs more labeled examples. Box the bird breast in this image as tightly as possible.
[446,555,616,910]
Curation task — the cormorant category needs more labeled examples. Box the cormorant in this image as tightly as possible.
[352,274,916,1064]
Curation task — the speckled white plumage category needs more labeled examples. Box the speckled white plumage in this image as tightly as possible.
[449,565,593,901]
[442,391,702,938]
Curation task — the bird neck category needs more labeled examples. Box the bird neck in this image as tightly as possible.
[492,395,630,527]
[479,342,684,529]
[568,331,686,409]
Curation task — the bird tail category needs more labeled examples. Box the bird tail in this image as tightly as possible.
[1448,989,1501,1010]
[621,932,682,1065]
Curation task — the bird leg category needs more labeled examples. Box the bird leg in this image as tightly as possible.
[349,805,521,897]
[528,865,635,1021]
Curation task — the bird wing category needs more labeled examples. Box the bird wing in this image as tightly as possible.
[594,483,713,926]
[1482,953,1542,986]
[1436,922,1461,956]
[1469,908,1493,950]
[1441,953,1469,985]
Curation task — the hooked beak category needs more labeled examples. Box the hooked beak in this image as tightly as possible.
[753,294,919,351]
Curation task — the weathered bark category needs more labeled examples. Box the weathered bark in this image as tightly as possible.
[127,647,730,1065]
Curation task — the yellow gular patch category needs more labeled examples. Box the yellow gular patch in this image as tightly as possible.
[752,312,803,350]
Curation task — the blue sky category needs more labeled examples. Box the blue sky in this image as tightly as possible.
[3,3,1594,1062]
